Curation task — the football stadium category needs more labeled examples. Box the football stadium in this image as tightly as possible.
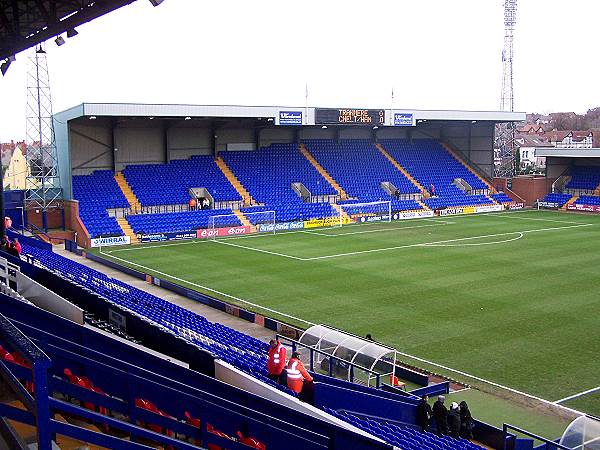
[1,1,600,450]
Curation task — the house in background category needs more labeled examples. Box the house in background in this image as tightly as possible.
[1,141,29,190]
[515,135,553,169]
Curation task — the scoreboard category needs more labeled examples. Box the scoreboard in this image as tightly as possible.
[315,108,385,125]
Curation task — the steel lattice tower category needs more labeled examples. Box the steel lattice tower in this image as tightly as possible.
[494,0,517,178]
[25,47,62,213]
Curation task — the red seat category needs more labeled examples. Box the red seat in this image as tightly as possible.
[0,347,34,393]
[184,411,202,445]
[135,398,173,436]
[237,431,266,450]
[63,368,103,412]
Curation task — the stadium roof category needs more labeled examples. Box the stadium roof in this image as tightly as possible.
[535,148,600,158]
[0,0,157,62]
[55,102,526,126]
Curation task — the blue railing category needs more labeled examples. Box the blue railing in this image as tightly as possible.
[0,313,52,450]
[503,423,568,450]
[0,311,322,450]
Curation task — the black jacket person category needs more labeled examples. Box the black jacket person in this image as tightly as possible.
[416,395,433,432]
[432,395,449,435]
[448,402,461,438]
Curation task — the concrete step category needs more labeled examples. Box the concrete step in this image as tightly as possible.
[441,143,496,194]
[300,144,348,200]
[375,143,430,199]
[215,157,255,205]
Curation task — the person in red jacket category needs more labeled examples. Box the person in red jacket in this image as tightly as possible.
[12,238,21,256]
[286,351,313,400]
[267,339,287,384]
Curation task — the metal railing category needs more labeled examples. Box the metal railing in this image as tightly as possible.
[502,423,570,450]
[0,313,52,450]
[0,312,327,450]
[276,334,382,388]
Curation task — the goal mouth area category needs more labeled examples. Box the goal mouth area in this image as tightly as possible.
[205,210,276,238]
[337,201,392,226]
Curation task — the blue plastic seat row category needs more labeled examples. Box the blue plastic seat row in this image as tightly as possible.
[21,244,298,397]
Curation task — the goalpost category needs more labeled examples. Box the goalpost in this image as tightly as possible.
[337,201,392,227]
[207,210,276,238]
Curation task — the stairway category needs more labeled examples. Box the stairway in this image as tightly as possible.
[233,210,255,231]
[416,199,430,211]
[114,172,141,211]
[375,143,430,199]
[332,204,351,224]
[116,217,140,244]
[441,143,496,193]
[299,144,349,200]
[215,157,255,206]
[486,195,500,205]
[562,195,579,210]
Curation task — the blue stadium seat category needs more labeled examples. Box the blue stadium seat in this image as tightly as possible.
[123,155,242,206]
[72,170,128,238]
[565,166,600,190]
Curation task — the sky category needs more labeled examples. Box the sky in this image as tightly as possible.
[1,0,599,141]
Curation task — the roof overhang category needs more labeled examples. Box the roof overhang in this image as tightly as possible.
[0,1,142,61]
[55,102,526,127]
[535,148,600,158]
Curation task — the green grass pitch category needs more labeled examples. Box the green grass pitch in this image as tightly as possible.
[97,210,600,424]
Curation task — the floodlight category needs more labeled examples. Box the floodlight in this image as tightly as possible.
[321,125,327,129]
[373,126,379,130]
[55,36,65,46]
[67,28,79,38]
[184,116,191,121]
[89,116,97,120]
[149,0,164,6]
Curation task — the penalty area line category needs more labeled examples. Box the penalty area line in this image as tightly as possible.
[97,248,315,325]
[302,221,454,237]
[212,239,305,260]
[554,385,600,404]
[305,223,594,261]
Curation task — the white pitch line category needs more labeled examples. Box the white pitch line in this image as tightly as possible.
[554,385,600,404]
[212,239,305,260]
[423,232,524,247]
[392,349,586,417]
[303,221,453,237]
[483,214,586,225]
[107,238,207,253]
[303,223,594,261]
[98,249,315,325]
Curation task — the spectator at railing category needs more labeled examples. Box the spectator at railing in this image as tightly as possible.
[267,338,287,384]
[286,351,313,403]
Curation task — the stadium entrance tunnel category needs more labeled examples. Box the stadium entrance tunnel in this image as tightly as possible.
[299,325,398,387]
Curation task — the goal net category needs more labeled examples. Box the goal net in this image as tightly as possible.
[337,201,391,227]
[207,210,276,238]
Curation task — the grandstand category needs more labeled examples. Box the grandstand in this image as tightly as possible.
[5,97,600,448]
[5,1,600,449]
[52,103,526,246]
